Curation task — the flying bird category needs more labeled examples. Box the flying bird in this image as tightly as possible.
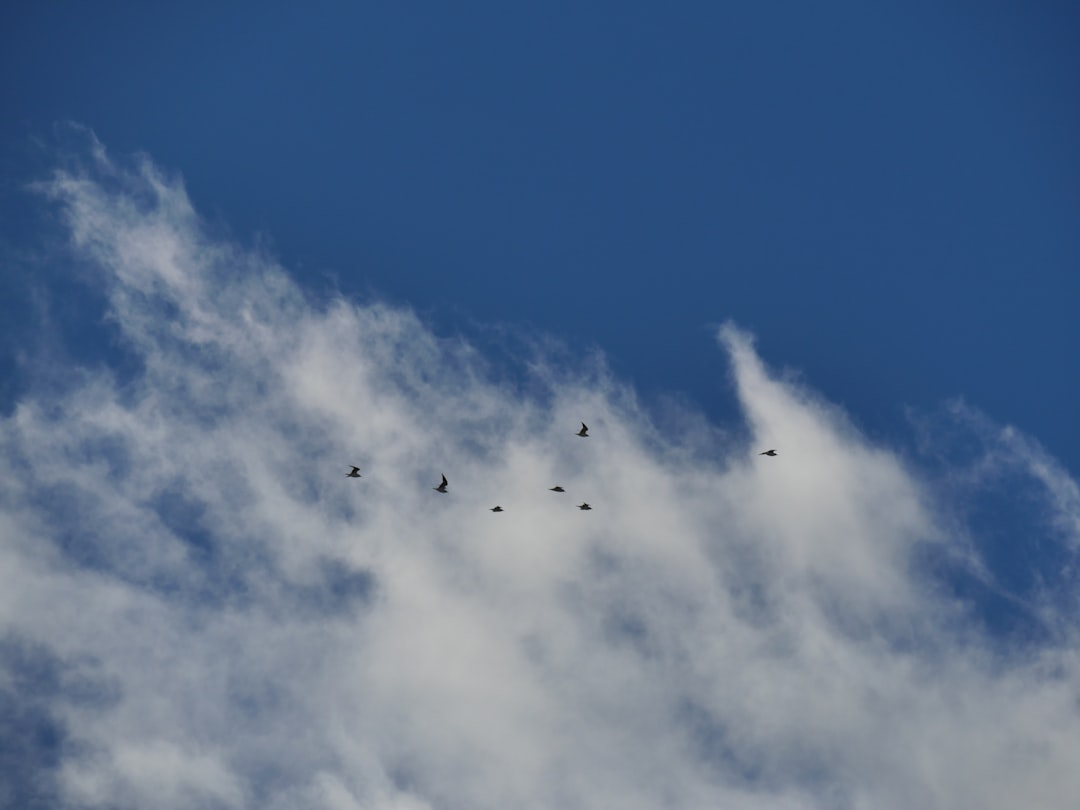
[489,505,504,512]
[345,466,362,478]
[576,422,589,437]
[433,474,449,493]
[549,486,565,493]
[577,502,592,511]
[759,450,778,456]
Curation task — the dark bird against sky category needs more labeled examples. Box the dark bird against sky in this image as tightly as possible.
[759,450,778,456]
[433,474,448,493]
[577,422,589,437]
[346,466,362,478]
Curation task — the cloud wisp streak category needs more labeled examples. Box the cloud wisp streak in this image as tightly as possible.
[1,141,1079,809]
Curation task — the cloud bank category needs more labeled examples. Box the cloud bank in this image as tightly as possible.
[2,139,1079,809]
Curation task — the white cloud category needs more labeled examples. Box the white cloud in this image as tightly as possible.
[2,137,1079,809]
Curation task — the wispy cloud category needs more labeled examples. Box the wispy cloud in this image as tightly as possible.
[2,136,1079,809]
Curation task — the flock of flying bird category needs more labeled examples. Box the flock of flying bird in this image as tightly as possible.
[345,422,778,512]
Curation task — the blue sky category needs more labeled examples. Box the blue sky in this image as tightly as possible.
[2,3,1080,809]
[4,1,1079,458]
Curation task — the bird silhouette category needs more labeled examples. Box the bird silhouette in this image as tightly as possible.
[489,505,504,512]
[759,450,778,456]
[433,474,449,493]
[345,466,362,478]
[577,502,592,511]
[549,485,565,493]
[576,422,589,437]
